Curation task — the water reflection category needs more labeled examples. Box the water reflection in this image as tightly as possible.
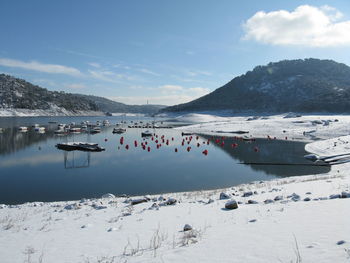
[0,116,331,204]
[202,135,331,176]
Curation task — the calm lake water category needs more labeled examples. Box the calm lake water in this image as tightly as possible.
[0,116,330,204]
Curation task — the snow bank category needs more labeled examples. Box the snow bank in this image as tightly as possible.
[0,108,105,117]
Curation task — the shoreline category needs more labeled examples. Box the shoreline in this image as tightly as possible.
[1,114,349,262]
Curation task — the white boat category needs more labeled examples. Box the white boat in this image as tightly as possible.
[32,124,40,128]
[103,120,110,126]
[54,128,66,135]
[0,128,3,133]
[90,126,101,134]
[69,127,81,133]
[18,127,28,132]
[141,130,153,137]
[34,127,46,132]
[113,127,126,134]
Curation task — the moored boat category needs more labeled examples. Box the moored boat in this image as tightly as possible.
[56,142,105,152]
[141,130,153,137]
[113,127,126,134]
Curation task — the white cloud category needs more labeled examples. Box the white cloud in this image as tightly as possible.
[88,69,135,83]
[139,68,160,76]
[88,62,101,68]
[0,58,82,76]
[243,5,350,47]
[110,85,210,106]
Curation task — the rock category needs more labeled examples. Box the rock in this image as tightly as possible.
[249,219,257,223]
[303,197,311,202]
[131,198,149,205]
[207,198,214,204]
[107,227,118,232]
[340,192,349,198]
[64,203,80,210]
[165,198,177,205]
[101,193,115,199]
[319,197,328,200]
[242,191,253,197]
[225,200,238,210]
[329,194,341,199]
[264,199,274,204]
[237,201,243,204]
[220,192,231,200]
[247,200,258,204]
[183,224,192,232]
[274,195,283,201]
[148,203,159,210]
[305,192,312,195]
[253,191,258,195]
[337,240,346,245]
[288,193,300,201]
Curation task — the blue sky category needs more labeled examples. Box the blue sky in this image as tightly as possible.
[1,0,350,105]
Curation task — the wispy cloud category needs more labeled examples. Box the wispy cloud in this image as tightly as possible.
[88,62,101,68]
[138,68,161,76]
[0,58,82,76]
[110,85,210,106]
[243,5,350,47]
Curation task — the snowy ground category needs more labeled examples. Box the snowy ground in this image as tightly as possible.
[0,107,105,117]
[1,113,350,263]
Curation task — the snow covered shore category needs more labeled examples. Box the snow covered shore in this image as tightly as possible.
[1,114,349,263]
[0,108,105,117]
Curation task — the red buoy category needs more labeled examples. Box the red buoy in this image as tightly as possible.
[202,149,208,155]
[147,146,150,152]
[187,146,191,152]
[125,144,129,150]
[175,148,178,152]
[254,146,259,152]
[134,140,138,147]
[221,142,225,147]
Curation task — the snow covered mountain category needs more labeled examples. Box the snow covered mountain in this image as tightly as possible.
[0,74,164,115]
[164,58,350,113]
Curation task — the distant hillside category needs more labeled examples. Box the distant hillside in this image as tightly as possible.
[0,74,165,115]
[163,58,350,113]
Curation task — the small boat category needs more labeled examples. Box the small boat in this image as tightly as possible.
[113,127,126,134]
[69,127,81,133]
[18,127,28,132]
[90,126,101,134]
[103,120,110,126]
[0,128,3,133]
[54,128,66,135]
[56,142,105,152]
[34,127,46,132]
[32,124,40,128]
[141,130,153,137]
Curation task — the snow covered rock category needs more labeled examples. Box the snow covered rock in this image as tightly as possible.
[288,193,300,201]
[183,224,193,232]
[274,195,283,201]
[329,194,341,199]
[101,193,115,199]
[224,200,238,210]
[242,191,253,197]
[340,191,350,198]
[64,203,81,210]
[219,192,231,200]
[131,198,149,205]
[247,200,259,204]
[264,199,274,204]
